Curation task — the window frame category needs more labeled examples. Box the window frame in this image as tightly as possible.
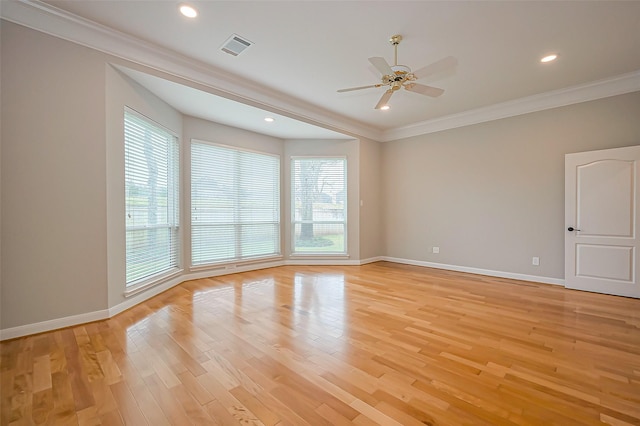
[190,139,282,268]
[124,108,181,292]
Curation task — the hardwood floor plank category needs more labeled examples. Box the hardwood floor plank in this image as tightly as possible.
[75,406,100,426]
[203,399,240,426]
[229,385,280,426]
[97,409,123,426]
[30,388,53,425]
[31,356,52,394]
[88,378,117,417]
[269,384,332,425]
[50,371,77,424]
[60,330,94,412]
[95,351,122,386]
[143,373,191,425]
[126,380,170,426]
[8,374,32,425]
[349,398,404,426]
[176,370,214,406]
[1,262,639,425]
[315,402,355,426]
[170,384,215,424]
[109,381,148,425]
[73,328,103,384]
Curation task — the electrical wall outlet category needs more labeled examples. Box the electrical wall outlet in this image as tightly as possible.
[532,257,540,266]
[432,246,440,254]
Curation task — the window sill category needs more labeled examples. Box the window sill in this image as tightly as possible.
[124,268,183,298]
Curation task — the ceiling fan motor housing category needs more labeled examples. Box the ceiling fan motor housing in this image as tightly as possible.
[383,65,416,86]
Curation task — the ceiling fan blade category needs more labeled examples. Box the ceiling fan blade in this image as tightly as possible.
[412,56,458,80]
[405,83,445,97]
[368,57,393,76]
[374,89,394,109]
[337,84,382,93]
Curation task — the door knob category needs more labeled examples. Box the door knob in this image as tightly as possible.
[567,226,581,232]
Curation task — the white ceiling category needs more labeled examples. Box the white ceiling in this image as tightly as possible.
[6,1,640,140]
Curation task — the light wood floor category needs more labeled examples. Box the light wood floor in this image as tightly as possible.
[2,262,640,425]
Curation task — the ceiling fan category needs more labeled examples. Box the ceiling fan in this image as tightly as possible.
[337,35,457,110]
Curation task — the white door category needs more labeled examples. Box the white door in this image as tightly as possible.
[565,145,640,298]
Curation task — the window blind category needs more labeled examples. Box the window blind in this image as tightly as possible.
[191,141,280,266]
[292,158,346,254]
[124,110,180,286]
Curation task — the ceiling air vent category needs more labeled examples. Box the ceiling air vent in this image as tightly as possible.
[220,34,253,56]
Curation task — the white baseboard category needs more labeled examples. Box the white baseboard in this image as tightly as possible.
[359,256,384,265]
[0,309,110,341]
[381,256,565,286]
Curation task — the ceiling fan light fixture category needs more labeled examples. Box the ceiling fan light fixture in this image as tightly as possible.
[540,54,558,63]
[179,4,198,18]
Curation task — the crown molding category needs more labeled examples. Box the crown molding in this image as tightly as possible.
[3,0,639,143]
[381,70,640,142]
[1,0,381,141]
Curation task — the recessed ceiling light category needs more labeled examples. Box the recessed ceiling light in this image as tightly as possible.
[264,117,275,122]
[540,54,558,63]
[380,105,390,111]
[179,4,198,18]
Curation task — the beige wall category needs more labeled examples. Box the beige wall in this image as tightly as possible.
[382,92,640,279]
[358,138,383,260]
[1,22,108,328]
